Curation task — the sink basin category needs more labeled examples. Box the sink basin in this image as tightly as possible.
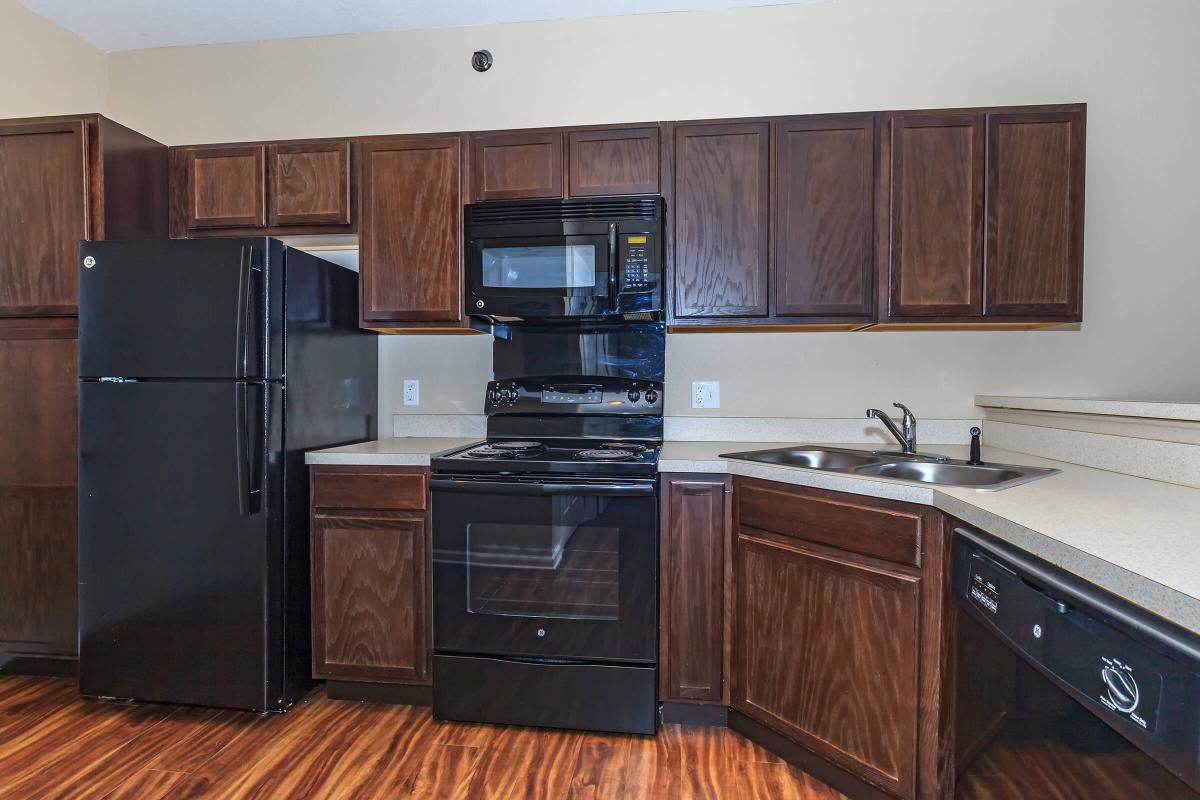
[853,461,1057,490]
[719,447,885,470]
[720,445,1059,491]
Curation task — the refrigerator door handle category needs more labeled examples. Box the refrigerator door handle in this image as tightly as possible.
[235,383,263,515]
[234,246,261,379]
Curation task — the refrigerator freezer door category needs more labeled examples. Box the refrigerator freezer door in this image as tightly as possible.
[79,238,280,380]
[79,380,280,710]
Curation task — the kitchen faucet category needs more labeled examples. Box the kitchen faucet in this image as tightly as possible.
[866,403,947,460]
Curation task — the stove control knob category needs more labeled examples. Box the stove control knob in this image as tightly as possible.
[489,388,503,404]
[506,388,520,402]
[645,389,659,404]
[627,389,641,403]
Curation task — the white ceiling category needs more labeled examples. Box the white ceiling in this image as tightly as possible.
[20,0,822,52]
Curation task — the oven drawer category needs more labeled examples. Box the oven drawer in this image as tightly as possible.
[433,654,656,734]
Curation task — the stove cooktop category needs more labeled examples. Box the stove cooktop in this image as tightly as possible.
[433,438,661,477]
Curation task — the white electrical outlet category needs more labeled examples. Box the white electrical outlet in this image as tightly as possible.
[692,381,720,409]
[403,379,420,407]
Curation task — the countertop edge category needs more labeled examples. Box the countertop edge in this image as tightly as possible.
[665,453,1200,635]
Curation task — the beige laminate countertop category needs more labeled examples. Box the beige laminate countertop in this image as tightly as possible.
[664,441,1200,634]
[305,437,480,466]
[306,437,1200,635]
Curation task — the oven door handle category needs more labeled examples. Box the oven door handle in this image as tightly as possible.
[430,478,655,497]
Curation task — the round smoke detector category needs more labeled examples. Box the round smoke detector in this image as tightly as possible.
[471,50,493,73]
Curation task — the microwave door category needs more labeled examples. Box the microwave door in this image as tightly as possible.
[469,234,611,319]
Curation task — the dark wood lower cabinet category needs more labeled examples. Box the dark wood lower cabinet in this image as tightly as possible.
[729,477,953,800]
[309,466,432,693]
[0,320,79,670]
[659,474,731,707]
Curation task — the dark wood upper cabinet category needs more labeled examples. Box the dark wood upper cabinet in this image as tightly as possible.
[310,465,432,686]
[567,127,661,197]
[883,112,985,318]
[268,140,351,227]
[660,474,731,706]
[358,134,465,327]
[672,121,770,319]
[0,115,166,317]
[878,104,1085,325]
[772,115,876,320]
[985,109,1085,318]
[182,144,266,229]
[170,137,354,237]
[0,120,88,317]
[470,131,564,201]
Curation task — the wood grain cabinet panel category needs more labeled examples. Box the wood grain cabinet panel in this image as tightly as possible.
[0,326,79,658]
[738,479,922,567]
[0,121,89,317]
[660,475,731,705]
[673,121,770,319]
[733,531,920,798]
[312,515,429,683]
[359,135,464,326]
[268,140,351,227]
[567,127,661,197]
[773,115,875,319]
[183,145,266,229]
[885,112,984,318]
[471,131,564,201]
[985,109,1085,317]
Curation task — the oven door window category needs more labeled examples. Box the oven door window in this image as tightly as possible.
[466,498,618,621]
[432,480,656,663]
[481,244,598,290]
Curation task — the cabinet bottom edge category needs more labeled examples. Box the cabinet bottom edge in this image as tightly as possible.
[728,709,898,800]
[324,679,433,706]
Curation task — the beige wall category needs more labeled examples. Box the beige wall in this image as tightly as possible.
[0,0,107,117]
[99,0,1199,419]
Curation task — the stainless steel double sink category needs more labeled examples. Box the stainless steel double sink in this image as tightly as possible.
[719,446,1059,491]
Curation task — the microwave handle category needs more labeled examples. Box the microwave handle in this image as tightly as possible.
[607,222,618,310]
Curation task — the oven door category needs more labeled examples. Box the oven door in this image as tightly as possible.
[465,233,614,319]
[431,476,657,663]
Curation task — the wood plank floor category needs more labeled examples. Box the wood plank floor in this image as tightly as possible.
[0,675,845,799]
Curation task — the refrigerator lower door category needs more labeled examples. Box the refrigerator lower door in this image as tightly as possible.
[79,380,280,710]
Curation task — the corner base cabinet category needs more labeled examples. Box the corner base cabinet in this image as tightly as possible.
[731,478,954,800]
[310,466,432,691]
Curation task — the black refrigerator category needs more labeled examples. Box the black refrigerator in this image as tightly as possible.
[77,238,377,711]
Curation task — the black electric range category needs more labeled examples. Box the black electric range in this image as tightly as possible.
[430,325,664,735]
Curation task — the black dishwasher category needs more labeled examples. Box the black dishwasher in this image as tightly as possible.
[953,528,1200,799]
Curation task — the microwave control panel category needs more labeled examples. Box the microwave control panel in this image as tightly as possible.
[619,233,659,293]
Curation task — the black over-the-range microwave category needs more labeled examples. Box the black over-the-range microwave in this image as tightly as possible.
[463,196,664,321]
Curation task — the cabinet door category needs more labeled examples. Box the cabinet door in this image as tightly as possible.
[660,475,730,704]
[0,322,79,656]
[471,131,564,201]
[733,531,920,798]
[985,109,1085,317]
[773,115,875,319]
[885,113,984,318]
[183,145,266,229]
[359,135,464,326]
[673,122,770,319]
[268,140,351,227]
[312,514,429,683]
[567,127,660,197]
[0,120,89,316]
